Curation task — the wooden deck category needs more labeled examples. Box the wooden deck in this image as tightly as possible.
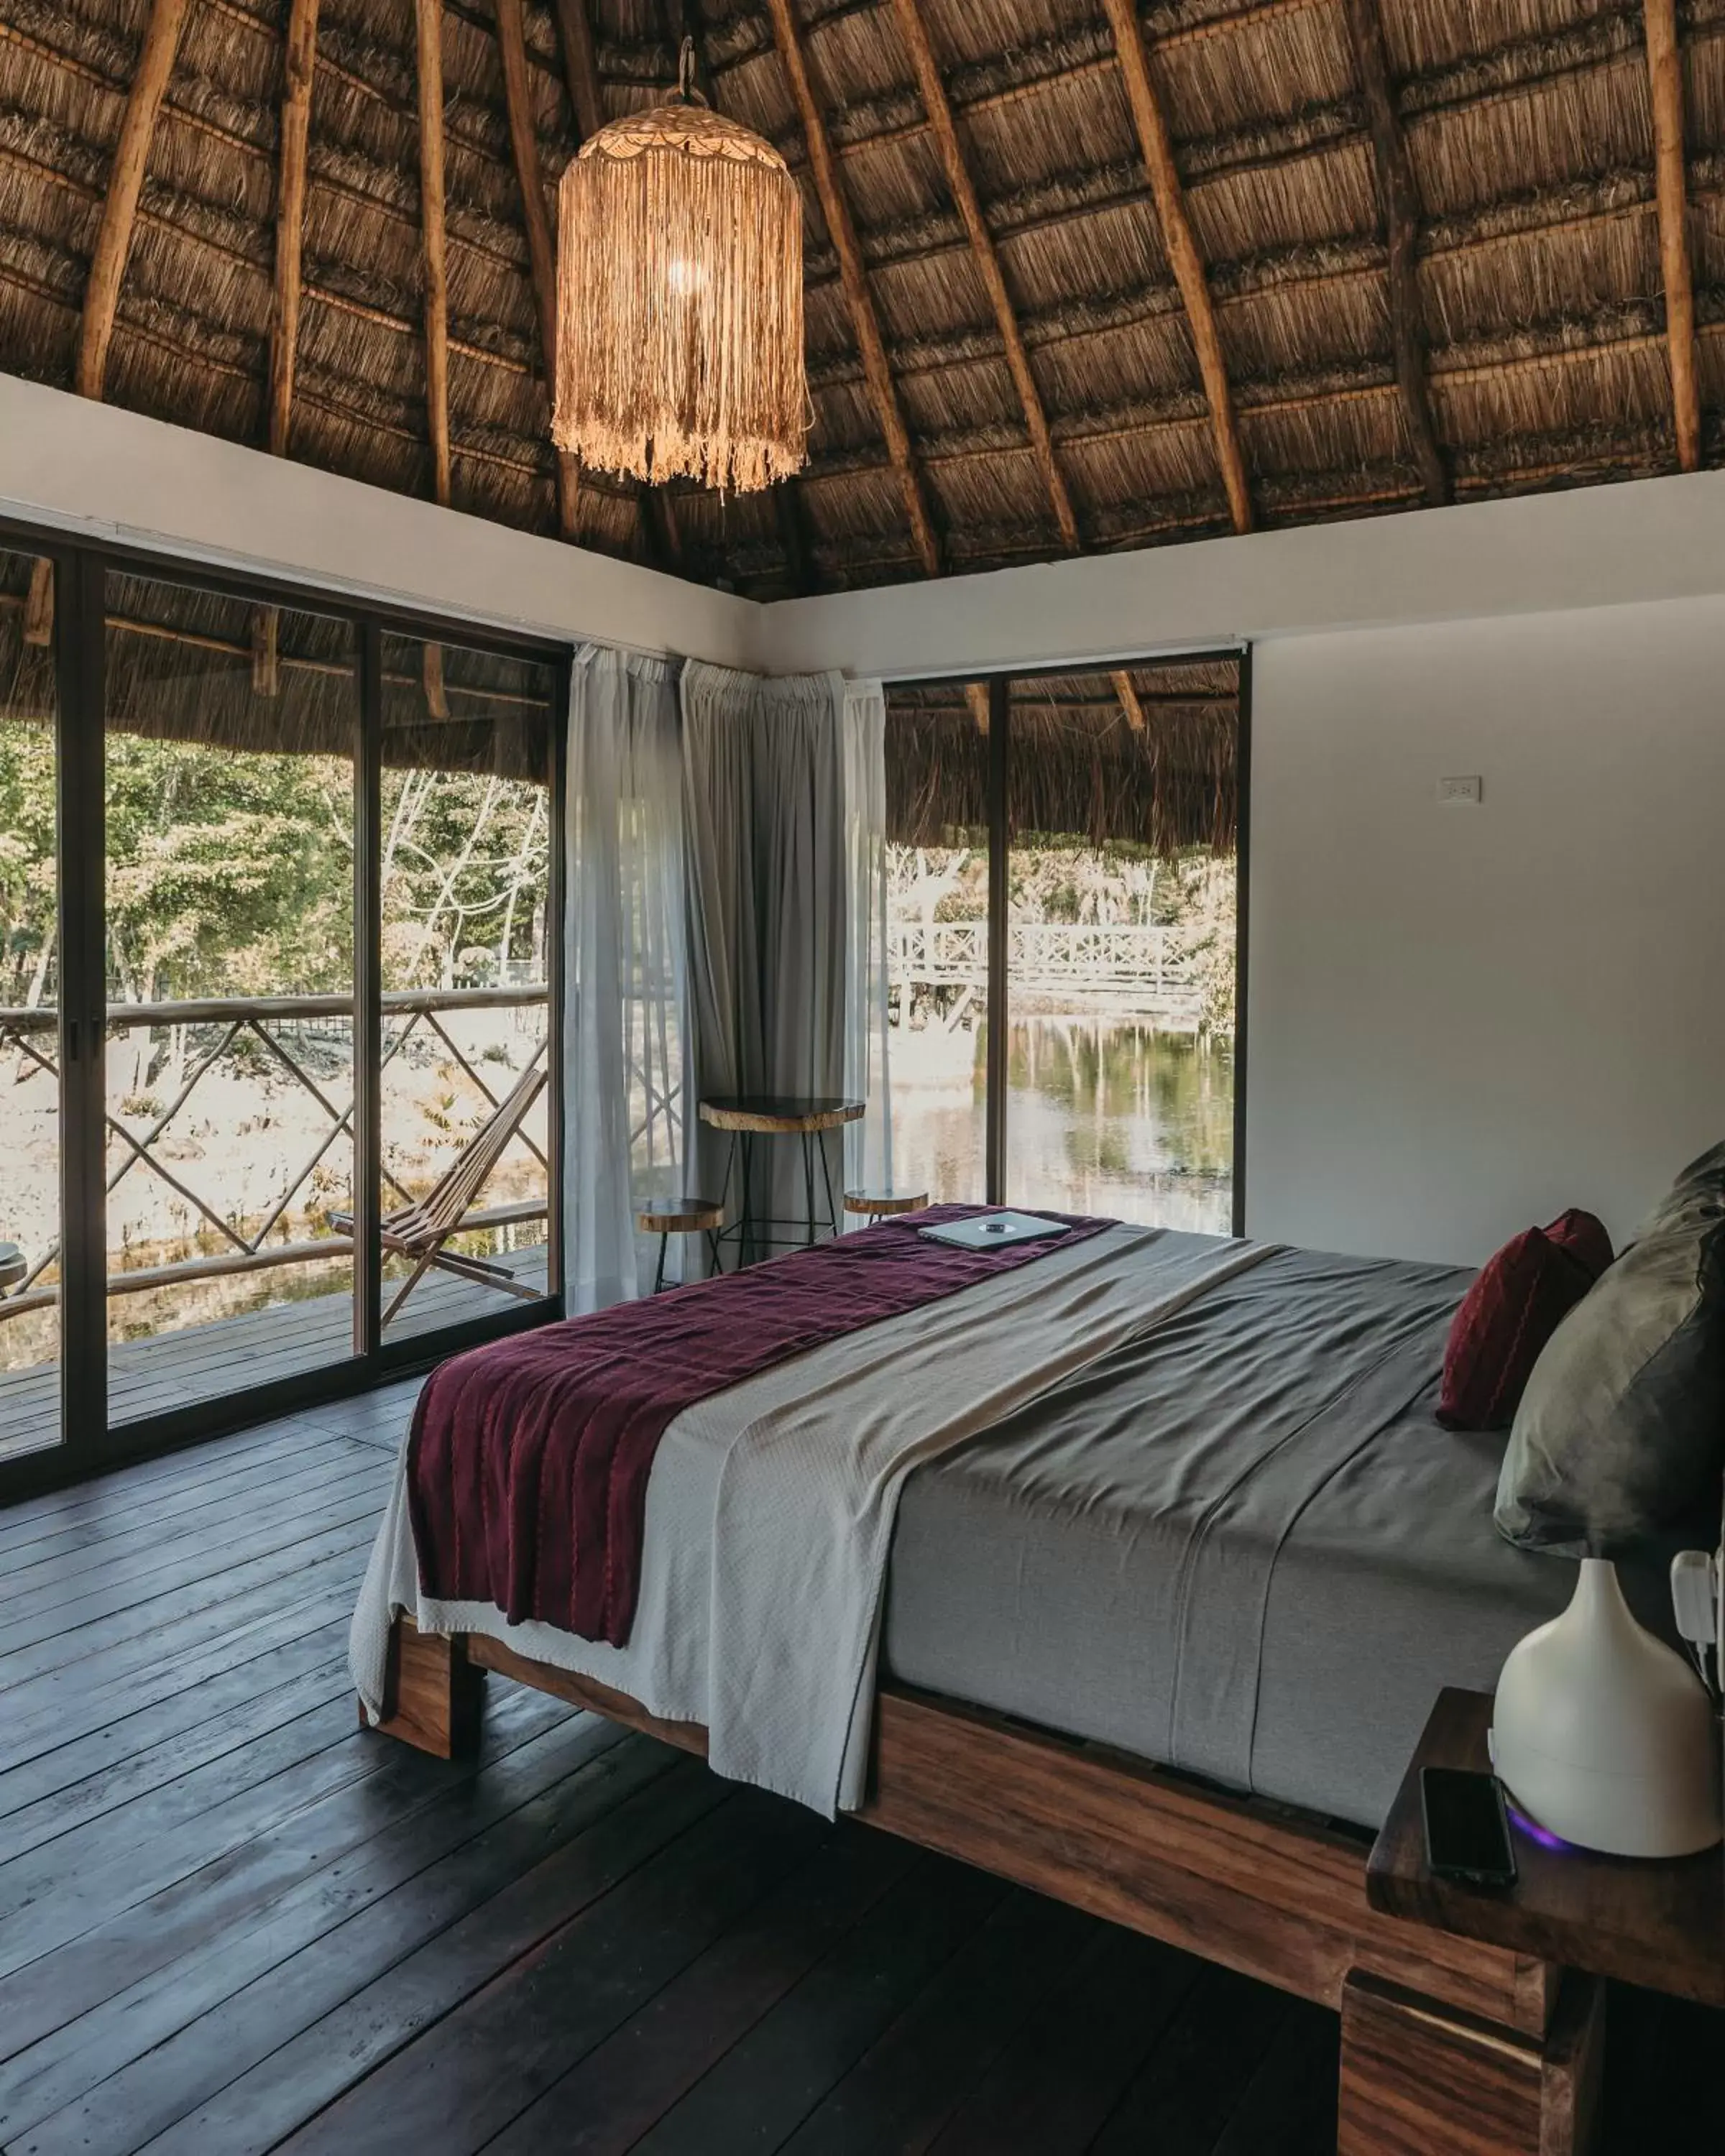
[0,1398,1715,2153]
[0,1245,549,1460]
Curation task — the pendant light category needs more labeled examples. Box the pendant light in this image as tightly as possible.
[553,38,807,494]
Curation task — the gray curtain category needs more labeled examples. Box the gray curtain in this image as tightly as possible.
[681,660,850,1256]
[564,645,688,1310]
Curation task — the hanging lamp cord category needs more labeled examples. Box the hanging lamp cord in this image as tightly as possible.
[674,34,709,106]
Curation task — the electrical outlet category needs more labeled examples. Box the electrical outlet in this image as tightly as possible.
[1438,775,1483,805]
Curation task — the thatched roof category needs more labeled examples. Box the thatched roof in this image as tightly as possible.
[887,654,1240,851]
[0,1,1716,600]
[0,550,556,778]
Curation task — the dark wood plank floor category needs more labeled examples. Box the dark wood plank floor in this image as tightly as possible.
[0,1396,1714,2155]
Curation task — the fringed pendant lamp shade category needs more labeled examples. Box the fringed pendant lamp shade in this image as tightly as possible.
[553,41,806,494]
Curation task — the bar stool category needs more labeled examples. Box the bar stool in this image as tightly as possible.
[635,1200,724,1293]
[842,1189,929,1223]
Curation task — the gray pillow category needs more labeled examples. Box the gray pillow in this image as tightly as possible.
[1495,1143,1725,1556]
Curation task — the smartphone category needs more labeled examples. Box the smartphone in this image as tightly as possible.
[1420,1767,1518,1887]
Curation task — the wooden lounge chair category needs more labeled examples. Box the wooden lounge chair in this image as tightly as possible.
[335,1056,549,1327]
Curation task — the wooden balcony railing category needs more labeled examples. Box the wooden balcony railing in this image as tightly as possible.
[0,987,548,1317]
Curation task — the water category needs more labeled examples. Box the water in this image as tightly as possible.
[886,1017,1234,1235]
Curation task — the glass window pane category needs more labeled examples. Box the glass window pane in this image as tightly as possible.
[377,632,554,1342]
[1002,663,1240,1231]
[883,683,990,1205]
[0,551,60,1459]
[104,572,358,1423]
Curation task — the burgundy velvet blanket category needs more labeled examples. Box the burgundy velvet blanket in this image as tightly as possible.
[407,1206,1111,1646]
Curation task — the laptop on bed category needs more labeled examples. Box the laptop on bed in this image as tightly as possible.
[918,1210,1072,1250]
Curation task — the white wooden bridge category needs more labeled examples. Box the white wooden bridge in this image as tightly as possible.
[888,921,1205,1024]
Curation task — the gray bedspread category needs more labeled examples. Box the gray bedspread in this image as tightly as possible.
[885,1246,1601,1829]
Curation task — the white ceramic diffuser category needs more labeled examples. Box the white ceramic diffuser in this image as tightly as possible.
[1490,1558,1721,1858]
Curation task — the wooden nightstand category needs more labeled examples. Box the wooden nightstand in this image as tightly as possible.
[1368,1688,1722,2008]
[1353,1687,1722,2156]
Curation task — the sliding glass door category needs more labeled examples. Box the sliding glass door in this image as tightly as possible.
[883,657,1246,1230]
[0,525,566,1490]
[377,631,555,1344]
[1001,664,1240,1233]
[878,678,993,1205]
[102,570,359,1424]
[0,550,61,1460]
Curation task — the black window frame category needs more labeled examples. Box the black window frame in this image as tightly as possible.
[883,650,1252,1233]
[0,517,571,1503]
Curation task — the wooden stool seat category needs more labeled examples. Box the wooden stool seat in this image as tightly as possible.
[635,1200,726,1291]
[635,1200,724,1235]
[843,1189,930,1218]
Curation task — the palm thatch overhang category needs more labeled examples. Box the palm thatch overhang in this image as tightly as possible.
[887,655,1240,853]
[0,0,1717,600]
[0,554,554,778]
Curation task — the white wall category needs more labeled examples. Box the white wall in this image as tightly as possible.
[0,374,764,669]
[1246,596,1725,1265]
[766,467,1725,681]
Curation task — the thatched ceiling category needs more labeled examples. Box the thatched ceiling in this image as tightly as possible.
[888,655,1241,851]
[0,0,1717,599]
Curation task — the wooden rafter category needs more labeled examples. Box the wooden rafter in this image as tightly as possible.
[75,0,193,399]
[413,0,451,511]
[764,0,943,579]
[1644,0,1701,471]
[1098,0,1253,535]
[888,0,1079,556]
[1342,0,1446,505]
[413,0,451,718]
[1112,671,1146,732]
[551,0,605,140]
[23,558,54,648]
[495,0,580,543]
[267,0,321,461]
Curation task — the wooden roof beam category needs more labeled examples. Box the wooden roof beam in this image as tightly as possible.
[764,0,942,579]
[495,0,580,543]
[1112,671,1146,733]
[75,0,192,399]
[267,0,320,462]
[1644,0,1701,471]
[551,0,606,140]
[413,0,451,512]
[888,0,1079,556]
[414,0,451,717]
[1342,0,1447,505]
[1097,0,1252,534]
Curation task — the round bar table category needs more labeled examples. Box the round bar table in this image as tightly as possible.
[635,1199,725,1293]
[843,1189,929,1221]
[698,1097,863,1266]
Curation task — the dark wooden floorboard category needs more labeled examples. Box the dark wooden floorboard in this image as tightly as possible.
[0,1388,1714,2156]
[482,1829,922,2156]
[778,1889,1102,2156]
[626,1853,1008,2156]
[921,1926,1204,2156]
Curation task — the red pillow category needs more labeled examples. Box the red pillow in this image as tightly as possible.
[1437,1210,1614,1432]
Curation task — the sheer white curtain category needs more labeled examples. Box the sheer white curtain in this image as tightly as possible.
[564,644,687,1312]
[842,679,892,1197]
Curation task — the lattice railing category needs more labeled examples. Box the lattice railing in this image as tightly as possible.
[0,985,548,1319]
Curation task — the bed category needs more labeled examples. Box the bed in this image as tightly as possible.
[352,1217,1624,2155]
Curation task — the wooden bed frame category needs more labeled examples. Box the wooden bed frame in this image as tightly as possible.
[372,1613,1604,2155]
